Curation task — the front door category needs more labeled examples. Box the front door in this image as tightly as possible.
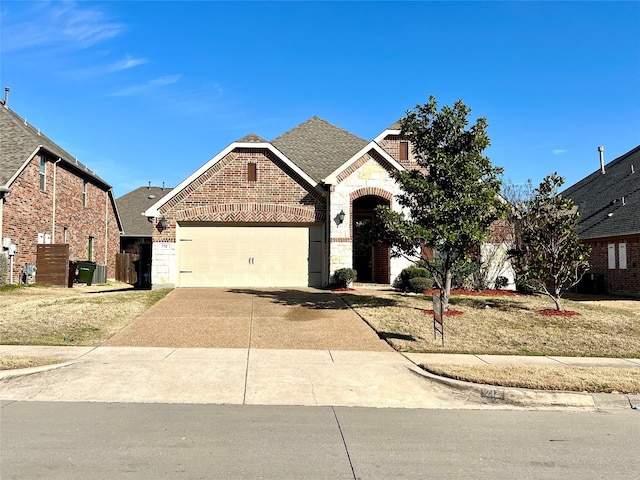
[353,214,373,282]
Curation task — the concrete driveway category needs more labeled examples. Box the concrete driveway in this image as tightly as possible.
[105,288,393,351]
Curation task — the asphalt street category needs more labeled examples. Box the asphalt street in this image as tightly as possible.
[1,402,638,480]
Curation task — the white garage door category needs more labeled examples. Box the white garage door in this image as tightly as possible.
[177,224,323,287]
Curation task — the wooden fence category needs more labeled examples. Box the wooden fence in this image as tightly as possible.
[116,252,139,285]
[36,244,70,287]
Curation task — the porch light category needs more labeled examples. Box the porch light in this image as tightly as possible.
[159,216,168,230]
[336,209,346,226]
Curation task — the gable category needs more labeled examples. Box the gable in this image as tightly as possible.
[151,146,326,224]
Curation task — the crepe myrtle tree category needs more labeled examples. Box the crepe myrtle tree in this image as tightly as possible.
[368,96,507,311]
[509,173,590,311]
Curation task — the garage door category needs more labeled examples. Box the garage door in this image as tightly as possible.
[177,224,323,287]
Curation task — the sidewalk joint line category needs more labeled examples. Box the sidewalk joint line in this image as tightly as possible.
[547,356,569,366]
[332,407,358,480]
[329,350,335,363]
[474,355,490,364]
[243,295,255,405]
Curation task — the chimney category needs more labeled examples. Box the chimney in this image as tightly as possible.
[598,146,605,174]
[3,87,9,107]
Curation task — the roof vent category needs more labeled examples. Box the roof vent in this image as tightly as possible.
[3,87,9,107]
[598,146,605,174]
[148,194,156,199]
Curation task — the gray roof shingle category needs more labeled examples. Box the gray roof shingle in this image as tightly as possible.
[563,145,640,239]
[116,186,173,236]
[271,116,369,182]
[0,102,110,188]
[237,133,268,143]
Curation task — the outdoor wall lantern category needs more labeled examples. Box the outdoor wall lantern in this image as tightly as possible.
[335,209,346,226]
[158,216,168,230]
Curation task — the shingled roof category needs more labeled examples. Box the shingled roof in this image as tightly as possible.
[271,116,369,182]
[0,101,111,188]
[116,186,174,237]
[562,145,640,240]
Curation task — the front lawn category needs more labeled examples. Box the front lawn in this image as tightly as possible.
[341,290,640,358]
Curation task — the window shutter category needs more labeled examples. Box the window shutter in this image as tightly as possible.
[248,163,257,182]
[399,141,408,161]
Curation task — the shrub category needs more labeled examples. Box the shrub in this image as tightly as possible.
[407,277,433,294]
[495,276,509,289]
[516,281,536,295]
[334,268,357,288]
[400,267,430,289]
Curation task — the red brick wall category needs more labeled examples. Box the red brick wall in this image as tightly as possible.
[154,148,326,242]
[584,236,640,295]
[2,153,120,283]
[378,134,426,172]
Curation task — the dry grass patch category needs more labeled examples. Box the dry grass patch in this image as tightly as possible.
[0,355,68,370]
[342,290,640,357]
[422,364,640,394]
[0,284,171,346]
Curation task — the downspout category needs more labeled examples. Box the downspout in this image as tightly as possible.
[51,158,62,242]
[105,189,109,272]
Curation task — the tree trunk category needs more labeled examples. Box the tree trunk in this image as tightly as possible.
[442,269,453,311]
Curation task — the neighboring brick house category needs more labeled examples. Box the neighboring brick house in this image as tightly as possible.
[144,116,509,289]
[116,184,173,287]
[0,99,122,284]
[563,145,640,295]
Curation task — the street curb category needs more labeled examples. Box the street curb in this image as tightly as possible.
[407,363,635,410]
[0,360,76,381]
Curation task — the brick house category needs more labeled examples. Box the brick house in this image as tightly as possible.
[0,99,122,284]
[144,116,511,289]
[563,145,640,295]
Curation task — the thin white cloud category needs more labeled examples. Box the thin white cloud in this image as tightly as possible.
[110,75,183,97]
[552,149,567,155]
[1,2,123,53]
[106,55,149,73]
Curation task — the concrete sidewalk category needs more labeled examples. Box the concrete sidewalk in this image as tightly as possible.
[1,345,638,410]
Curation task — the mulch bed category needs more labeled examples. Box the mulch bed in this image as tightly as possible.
[423,289,520,297]
[539,309,581,317]
[331,288,356,292]
[423,309,464,316]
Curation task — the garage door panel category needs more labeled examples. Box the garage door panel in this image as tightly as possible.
[178,225,322,288]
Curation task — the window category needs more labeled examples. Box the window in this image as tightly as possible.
[82,180,88,207]
[88,236,94,261]
[619,243,627,269]
[248,162,257,182]
[608,243,616,269]
[399,141,409,162]
[39,157,46,191]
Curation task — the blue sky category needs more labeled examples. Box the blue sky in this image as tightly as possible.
[2,0,639,198]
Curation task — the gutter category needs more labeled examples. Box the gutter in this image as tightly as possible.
[51,158,62,242]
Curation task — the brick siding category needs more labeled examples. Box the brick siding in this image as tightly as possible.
[584,236,640,294]
[2,154,120,283]
[153,148,326,242]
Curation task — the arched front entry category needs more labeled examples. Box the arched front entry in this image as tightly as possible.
[352,194,391,283]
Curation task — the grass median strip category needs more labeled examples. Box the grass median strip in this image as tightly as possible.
[421,364,640,394]
[0,355,70,371]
